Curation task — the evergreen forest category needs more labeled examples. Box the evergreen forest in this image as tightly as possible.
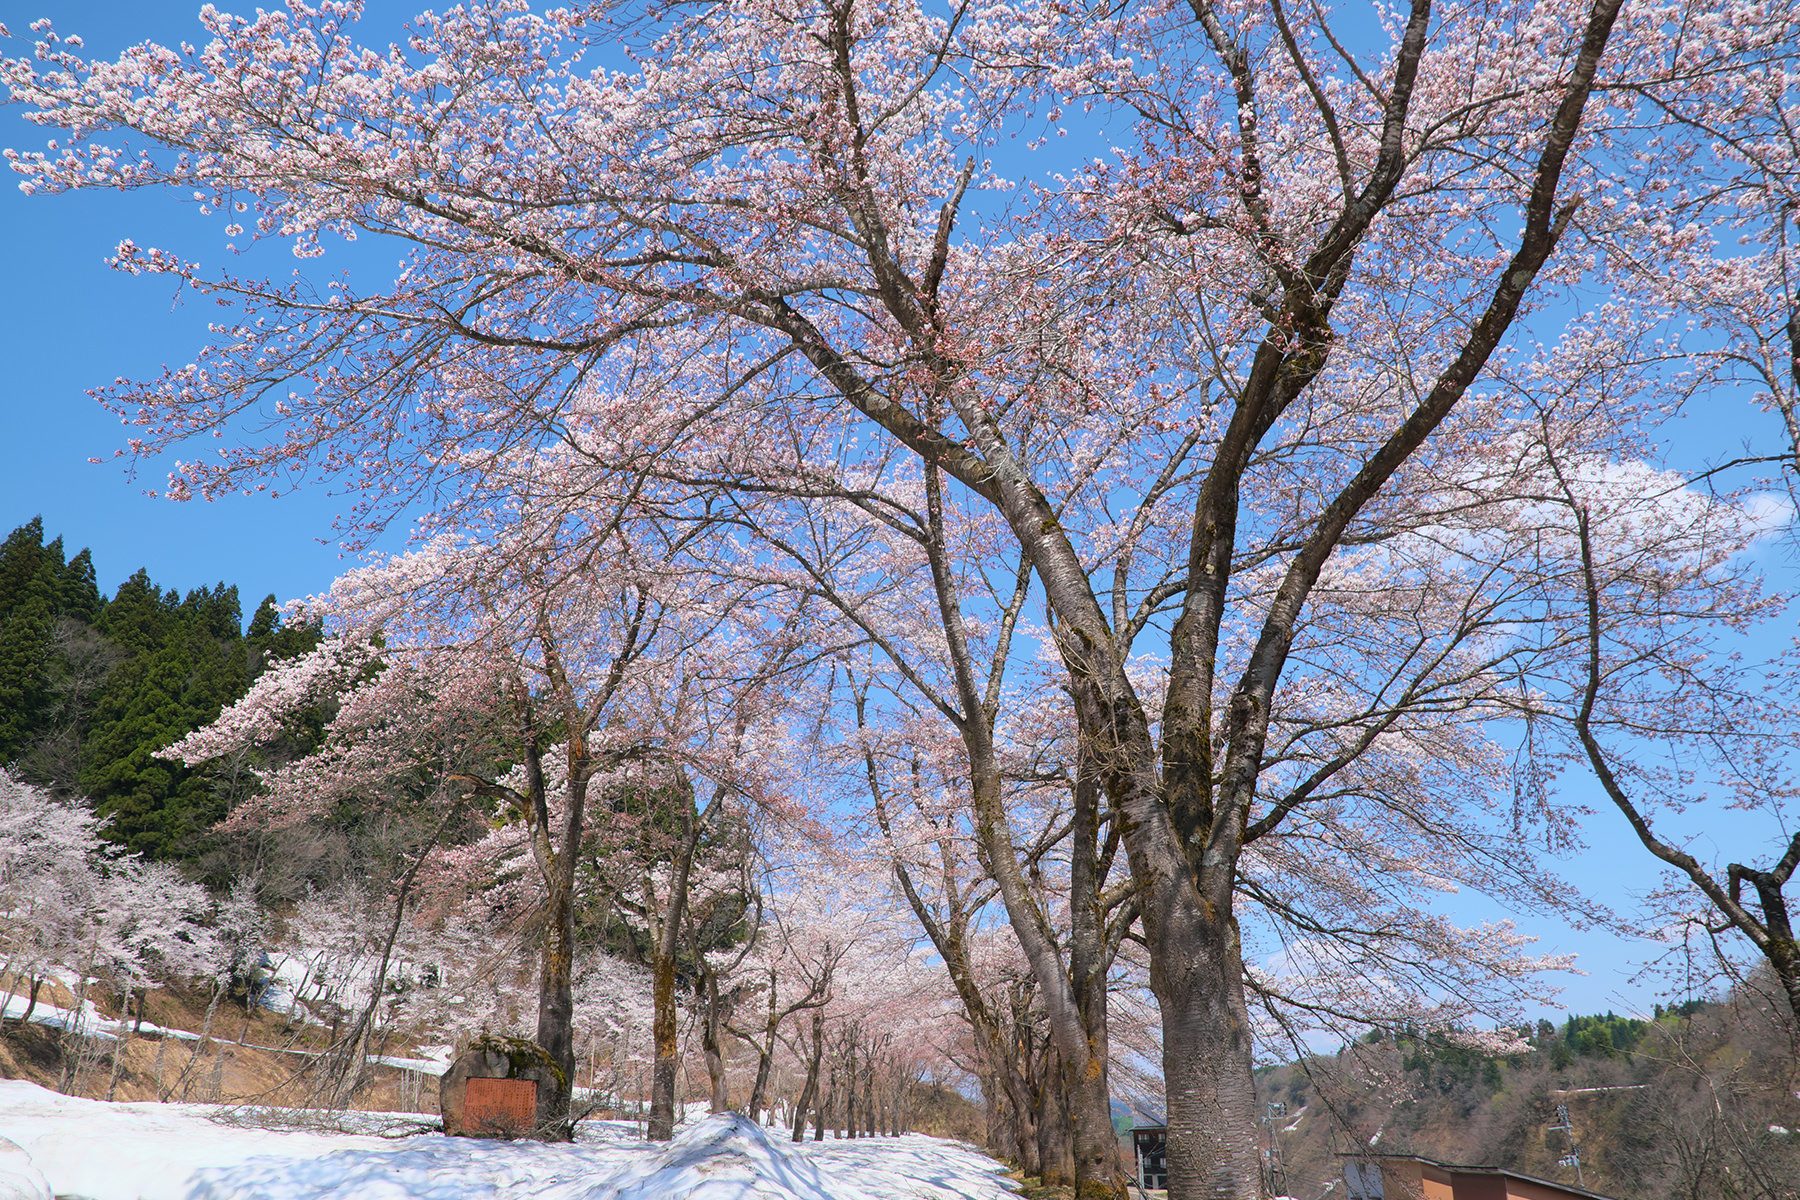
[0,517,316,869]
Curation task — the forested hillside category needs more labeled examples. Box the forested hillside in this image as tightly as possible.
[1254,986,1800,1200]
[0,517,316,866]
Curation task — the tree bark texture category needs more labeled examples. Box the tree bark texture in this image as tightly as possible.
[1037,1044,1075,1189]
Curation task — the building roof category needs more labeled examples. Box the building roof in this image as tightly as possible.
[1347,1153,1621,1200]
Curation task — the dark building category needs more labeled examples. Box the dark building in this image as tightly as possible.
[1132,1123,1167,1191]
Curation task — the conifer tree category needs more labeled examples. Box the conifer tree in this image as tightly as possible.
[0,522,321,863]
[81,577,250,857]
[58,548,100,624]
[0,518,64,761]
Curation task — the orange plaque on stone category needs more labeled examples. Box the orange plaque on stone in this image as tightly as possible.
[464,1076,538,1137]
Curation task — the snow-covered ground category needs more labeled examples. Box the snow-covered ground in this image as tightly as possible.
[0,1081,1017,1200]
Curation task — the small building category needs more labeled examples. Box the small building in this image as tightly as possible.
[1131,1122,1168,1191]
[1344,1154,1620,1200]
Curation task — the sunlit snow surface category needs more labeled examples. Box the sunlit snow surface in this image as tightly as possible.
[0,1081,1015,1200]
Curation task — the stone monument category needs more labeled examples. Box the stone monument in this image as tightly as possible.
[438,1035,564,1139]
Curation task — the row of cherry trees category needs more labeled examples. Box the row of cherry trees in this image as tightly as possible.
[7,0,1800,1195]
[0,771,227,1098]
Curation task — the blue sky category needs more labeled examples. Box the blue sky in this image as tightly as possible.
[0,0,420,606]
[3,0,1797,1030]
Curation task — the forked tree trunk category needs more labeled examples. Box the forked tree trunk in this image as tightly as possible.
[522,595,652,1137]
[1007,1041,1042,1178]
[981,1073,1006,1158]
[16,975,41,1031]
[792,1011,824,1142]
[701,967,727,1113]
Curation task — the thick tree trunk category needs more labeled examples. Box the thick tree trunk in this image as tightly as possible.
[1006,1025,1043,1178]
[1066,1045,1122,1197]
[1745,877,1800,1040]
[981,1072,1007,1159]
[647,942,680,1140]
[1037,1045,1075,1189]
[1779,961,1800,1035]
[1066,756,1129,1200]
[536,869,576,1130]
[1156,900,1262,1200]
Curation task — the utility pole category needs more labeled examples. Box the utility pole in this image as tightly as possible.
[1547,1102,1586,1188]
[1263,1100,1288,1196]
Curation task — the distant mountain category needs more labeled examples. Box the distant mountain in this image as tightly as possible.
[1249,987,1800,1200]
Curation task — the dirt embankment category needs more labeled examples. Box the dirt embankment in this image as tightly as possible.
[0,976,438,1115]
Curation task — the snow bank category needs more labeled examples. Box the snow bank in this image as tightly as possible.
[566,1113,1010,1200]
[0,1082,1015,1200]
[0,1136,51,1200]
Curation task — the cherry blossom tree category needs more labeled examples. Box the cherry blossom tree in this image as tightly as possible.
[167,511,806,1129]
[1586,32,1800,482]
[726,853,907,1131]
[1538,42,1800,997]
[0,770,111,1026]
[8,0,1794,1192]
[0,770,214,1100]
[847,675,1123,1181]
[0,771,214,1006]
[1486,393,1800,1022]
[598,791,757,1133]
